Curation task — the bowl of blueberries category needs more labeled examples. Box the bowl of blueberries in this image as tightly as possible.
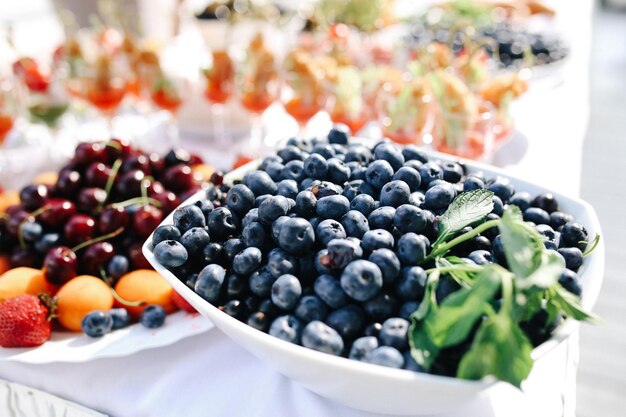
[143,128,603,415]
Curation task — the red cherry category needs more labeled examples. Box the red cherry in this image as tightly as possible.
[54,169,82,197]
[162,165,195,192]
[38,199,76,226]
[5,204,23,217]
[147,180,166,196]
[179,185,201,203]
[99,205,130,234]
[210,171,224,186]
[76,188,107,213]
[127,242,151,269]
[105,138,133,161]
[19,184,49,211]
[121,155,151,175]
[132,205,163,238]
[10,247,41,268]
[44,246,78,285]
[64,214,96,244]
[73,142,108,166]
[115,169,146,198]
[85,162,112,188]
[7,210,31,236]
[188,153,203,165]
[148,153,165,174]
[151,191,180,214]
[81,242,115,276]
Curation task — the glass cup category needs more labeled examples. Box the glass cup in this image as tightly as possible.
[432,104,495,161]
[202,49,235,146]
[150,73,190,149]
[326,66,369,135]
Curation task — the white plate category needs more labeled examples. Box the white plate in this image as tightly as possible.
[143,148,604,415]
[0,310,213,364]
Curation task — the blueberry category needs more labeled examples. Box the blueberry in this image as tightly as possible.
[20,221,42,242]
[368,249,401,285]
[255,194,271,207]
[532,193,559,213]
[281,160,305,182]
[312,144,336,159]
[271,274,302,310]
[559,269,582,296]
[259,155,282,170]
[418,162,443,188]
[314,274,349,308]
[344,145,373,165]
[468,250,495,265]
[536,224,557,241]
[302,320,344,355]
[393,167,421,192]
[396,233,429,265]
[303,153,329,179]
[550,211,573,230]
[492,235,508,265]
[295,191,317,217]
[365,160,394,190]
[311,181,341,198]
[380,180,411,208]
[173,205,206,233]
[34,233,61,254]
[321,238,360,268]
[267,248,299,277]
[264,161,285,182]
[363,346,404,368]
[350,194,376,216]
[221,299,248,320]
[364,322,383,338]
[424,183,456,210]
[243,170,278,196]
[242,222,266,248]
[258,195,291,226]
[395,266,427,300]
[509,192,532,211]
[401,145,428,163]
[339,210,369,239]
[276,179,299,200]
[340,260,383,301]
[342,180,363,201]
[154,240,188,268]
[361,229,394,253]
[368,206,396,230]
[151,226,182,251]
[328,124,350,144]
[403,350,423,371]
[379,317,409,350]
[363,292,398,322]
[524,207,550,225]
[374,143,405,171]
[224,273,248,299]
[226,184,255,215]
[325,304,366,340]
[441,162,463,183]
[327,158,351,184]
[278,217,316,255]
[247,311,271,331]
[140,305,166,329]
[558,247,583,272]
[316,219,346,246]
[269,315,303,344]
[393,204,428,234]
[109,308,131,330]
[351,166,367,181]
[223,238,246,261]
[232,247,263,275]
[404,160,424,171]
[560,223,589,251]
[491,195,504,216]
[208,207,239,239]
[277,145,305,163]
[104,255,128,281]
[295,295,329,323]
[180,227,210,257]
[248,267,275,297]
[186,273,198,290]
[271,216,290,243]
[349,336,379,360]
[195,264,226,302]
[488,177,515,202]
[81,310,113,337]
[399,301,421,320]
[202,242,223,264]
[316,195,350,219]
[463,175,485,192]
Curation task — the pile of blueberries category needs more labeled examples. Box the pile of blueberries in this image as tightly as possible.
[409,21,569,69]
[151,127,588,374]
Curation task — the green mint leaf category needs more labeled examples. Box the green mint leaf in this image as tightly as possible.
[409,271,441,369]
[520,250,565,289]
[425,266,502,348]
[457,313,534,387]
[434,189,495,247]
[547,285,600,322]
[435,257,476,287]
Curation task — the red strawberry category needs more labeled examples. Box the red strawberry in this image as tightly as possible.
[0,294,53,347]
[171,290,197,314]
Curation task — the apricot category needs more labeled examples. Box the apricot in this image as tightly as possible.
[33,171,58,186]
[56,275,114,332]
[0,255,11,275]
[114,270,176,319]
[191,164,215,182]
[0,267,56,302]
[0,191,19,214]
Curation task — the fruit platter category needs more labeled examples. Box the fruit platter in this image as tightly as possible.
[0,139,216,361]
[143,128,603,415]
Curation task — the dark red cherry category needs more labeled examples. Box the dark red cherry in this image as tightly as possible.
[19,184,49,211]
[164,148,191,166]
[115,169,146,198]
[148,153,165,174]
[85,162,111,188]
[188,153,203,165]
[38,199,76,226]
[147,180,166,196]
[81,241,115,276]
[210,171,224,186]
[151,191,180,214]
[105,138,133,161]
[10,247,41,268]
[64,214,96,244]
[76,188,107,213]
[44,246,78,285]
[162,165,195,192]
[99,205,130,234]
[73,142,108,166]
[121,154,151,175]
[127,242,151,269]
[55,169,82,197]
[132,205,163,238]
[7,210,31,236]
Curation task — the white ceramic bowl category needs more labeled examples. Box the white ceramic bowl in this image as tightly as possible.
[143,151,604,415]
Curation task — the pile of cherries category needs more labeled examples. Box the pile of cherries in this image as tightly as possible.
[0,139,207,286]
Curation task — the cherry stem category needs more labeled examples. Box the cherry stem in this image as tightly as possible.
[99,268,146,307]
[99,158,123,210]
[582,234,601,257]
[71,227,124,252]
[105,139,122,151]
[112,196,162,209]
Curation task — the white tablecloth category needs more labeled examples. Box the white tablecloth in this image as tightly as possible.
[0,1,593,416]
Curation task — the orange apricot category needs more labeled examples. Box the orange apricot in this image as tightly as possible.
[55,275,114,332]
[114,270,176,319]
[33,171,58,186]
[191,164,215,182]
[0,267,57,302]
[0,255,11,275]
[0,191,19,214]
